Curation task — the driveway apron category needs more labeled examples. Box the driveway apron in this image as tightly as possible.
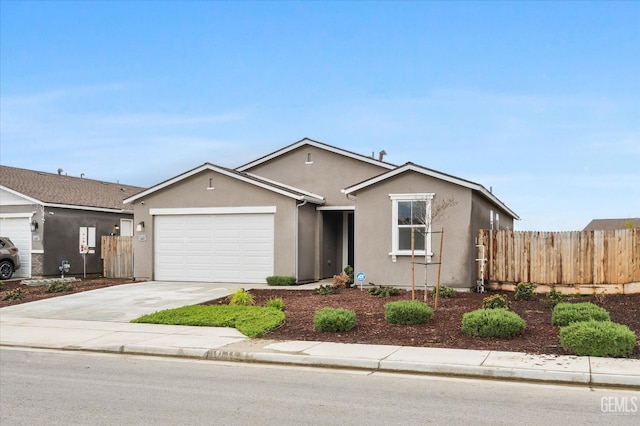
[0,281,256,322]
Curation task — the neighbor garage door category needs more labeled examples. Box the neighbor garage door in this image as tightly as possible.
[154,213,274,283]
[0,216,32,278]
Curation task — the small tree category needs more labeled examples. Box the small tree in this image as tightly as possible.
[407,195,457,302]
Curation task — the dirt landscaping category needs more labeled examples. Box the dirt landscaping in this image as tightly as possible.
[205,286,640,358]
[1,278,638,358]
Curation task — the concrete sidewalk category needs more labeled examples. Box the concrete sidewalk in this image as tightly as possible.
[1,281,639,388]
[1,315,638,388]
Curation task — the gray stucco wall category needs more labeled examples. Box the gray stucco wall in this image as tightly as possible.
[297,202,316,282]
[470,192,515,233]
[130,169,301,281]
[42,207,131,277]
[0,203,132,277]
[243,145,390,206]
[351,171,477,289]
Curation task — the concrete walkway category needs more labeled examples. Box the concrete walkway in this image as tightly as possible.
[1,281,638,388]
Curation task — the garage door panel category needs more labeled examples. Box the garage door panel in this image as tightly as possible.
[0,217,32,278]
[154,213,274,283]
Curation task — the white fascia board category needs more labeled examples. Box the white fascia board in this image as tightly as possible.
[124,163,323,204]
[150,206,277,216]
[475,188,520,220]
[0,185,43,205]
[45,203,133,214]
[224,169,322,202]
[344,164,429,194]
[124,164,213,204]
[236,139,396,172]
[245,173,325,202]
[345,164,520,220]
[0,212,36,218]
[316,205,355,211]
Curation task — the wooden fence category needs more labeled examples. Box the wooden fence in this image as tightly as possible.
[477,229,640,293]
[101,236,134,278]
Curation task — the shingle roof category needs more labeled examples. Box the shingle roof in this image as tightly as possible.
[582,218,640,231]
[1,165,144,211]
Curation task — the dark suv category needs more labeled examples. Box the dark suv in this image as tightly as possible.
[0,237,21,280]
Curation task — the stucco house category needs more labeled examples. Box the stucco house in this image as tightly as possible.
[125,138,518,289]
[0,165,143,278]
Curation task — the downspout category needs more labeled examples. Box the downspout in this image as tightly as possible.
[295,198,308,283]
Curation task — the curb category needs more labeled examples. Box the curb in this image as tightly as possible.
[2,342,639,389]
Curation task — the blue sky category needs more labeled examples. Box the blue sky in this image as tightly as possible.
[1,1,638,231]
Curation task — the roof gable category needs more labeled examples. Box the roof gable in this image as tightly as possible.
[235,137,397,172]
[343,162,520,220]
[583,218,640,231]
[123,163,325,204]
[0,165,143,212]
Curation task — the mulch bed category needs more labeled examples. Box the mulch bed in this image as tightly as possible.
[205,287,640,358]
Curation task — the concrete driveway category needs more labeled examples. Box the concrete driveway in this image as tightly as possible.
[0,281,260,322]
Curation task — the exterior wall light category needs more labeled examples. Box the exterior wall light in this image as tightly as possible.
[136,221,145,232]
[31,220,38,232]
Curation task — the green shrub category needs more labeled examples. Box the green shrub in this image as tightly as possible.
[314,284,337,295]
[542,289,565,308]
[45,280,76,293]
[551,302,610,326]
[1,288,24,301]
[132,305,284,337]
[228,288,255,306]
[265,296,285,311]
[266,276,296,286]
[430,285,457,299]
[461,308,526,338]
[384,300,433,325]
[343,265,354,287]
[559,320,637,358]
[313,308,356,332]
[514,282,536,301]
[368,283,401,298]
[482,294,511,310]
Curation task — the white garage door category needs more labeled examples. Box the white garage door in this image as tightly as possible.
[0,216,32,278]
[154,213,274,283]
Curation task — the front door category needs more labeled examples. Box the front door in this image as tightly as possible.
[321,211,354,278]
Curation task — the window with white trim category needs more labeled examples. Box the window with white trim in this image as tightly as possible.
[389,193,434,260]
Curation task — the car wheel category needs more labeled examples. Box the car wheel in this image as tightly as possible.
[0,260,14,280]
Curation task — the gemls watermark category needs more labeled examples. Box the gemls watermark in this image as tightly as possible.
[601,396,638,415]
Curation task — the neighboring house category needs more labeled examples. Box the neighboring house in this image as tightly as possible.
[583,218,640,231]
[0,166,144,278]
[125,138,519,289]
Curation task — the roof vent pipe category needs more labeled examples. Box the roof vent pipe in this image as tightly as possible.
[378,150,387,161]
[57,168,63,175]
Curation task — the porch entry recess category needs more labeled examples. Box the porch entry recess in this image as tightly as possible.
[320,209,354,279]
